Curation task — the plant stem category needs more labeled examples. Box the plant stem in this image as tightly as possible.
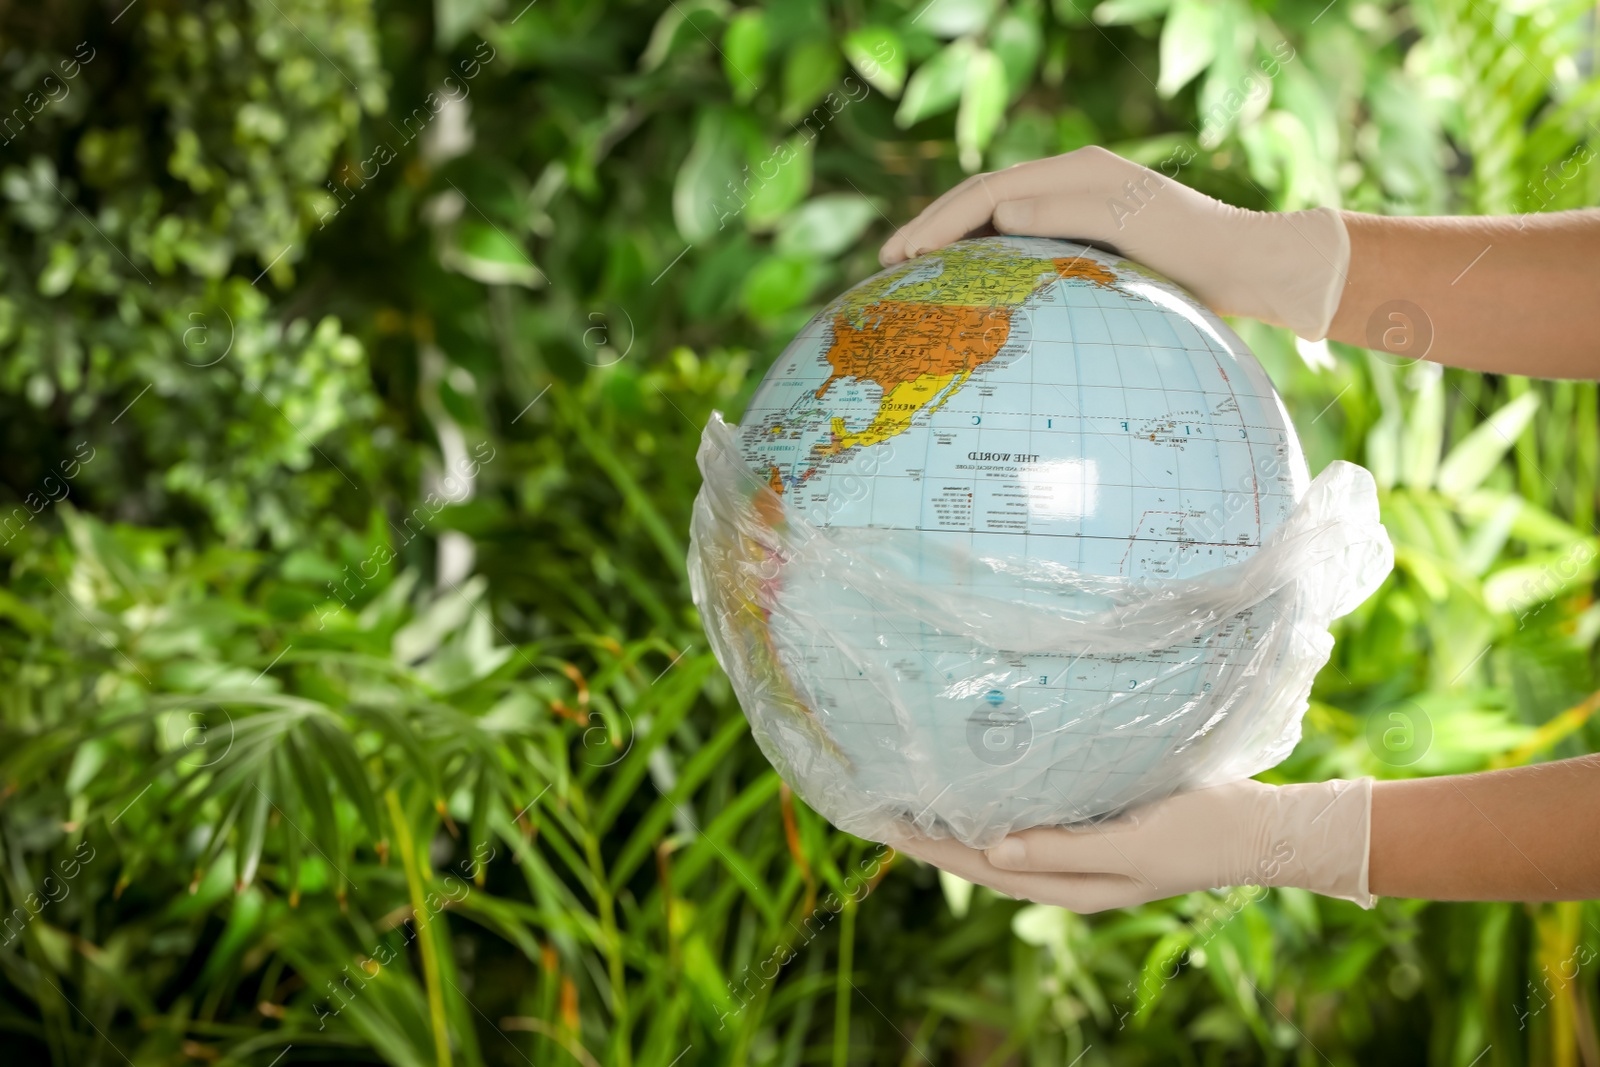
[387,788,452,1067]
[832,896,855,1067]
[574,790,632,1067]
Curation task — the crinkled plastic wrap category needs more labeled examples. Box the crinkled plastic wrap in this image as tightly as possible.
[688,413,1393,849]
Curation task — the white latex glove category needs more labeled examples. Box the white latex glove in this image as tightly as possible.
[878,146,1351,342]
[887,778,1375,913]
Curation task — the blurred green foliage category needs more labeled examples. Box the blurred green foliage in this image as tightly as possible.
[1,0,1598,1064]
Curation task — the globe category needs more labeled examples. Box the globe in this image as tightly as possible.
[689,235,1356,849]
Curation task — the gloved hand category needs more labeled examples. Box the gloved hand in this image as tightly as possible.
[877,146,1351,342]
[887,777,1376,913]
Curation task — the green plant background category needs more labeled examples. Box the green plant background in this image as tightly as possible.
[2,0,1598,1063]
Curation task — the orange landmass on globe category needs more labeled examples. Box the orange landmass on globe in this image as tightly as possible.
[1051,256,1116,288]
[811,256,1117,456]
[814,302,1012,454]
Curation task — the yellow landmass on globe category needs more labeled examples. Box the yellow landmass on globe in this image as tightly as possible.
[826,371,972,451]
[833,243,1117,320]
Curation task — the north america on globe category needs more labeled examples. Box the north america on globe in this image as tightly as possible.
[737,234,1303,572]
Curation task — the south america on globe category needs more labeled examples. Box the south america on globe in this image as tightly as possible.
[688,236,1393,849]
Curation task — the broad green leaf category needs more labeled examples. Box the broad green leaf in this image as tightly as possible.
[434,0,498,48]
[1437,391,1540,497]
[774,194,878,258]
[781,38,843,122]
[957,48,1008,170]
[842,26,906,97]
[38,241,76,297]
[739,253,822,318]
[915,0,996,38]
[896,39,974,128]
[1194,2,1255,146]
[990,107,1059,169]
[722,9,767,101]
[440,221,542,288]
[743,136,813,229]
[1093,0,1172,25]
[1057,107,1101,151]
[1159,0,1219,98]
[64,738,109,796]
[413,609,515,693]
[640,0,728,72]
[394,574,487,664]
[1132,929,1194,1022]
[0,584,48,632]
[991,12,1043,100]
[1011,904,1068,946]
[672,108,746,242]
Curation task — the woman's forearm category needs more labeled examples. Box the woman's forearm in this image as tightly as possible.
[1326,209,1600,378]
[1369,754,1600,900]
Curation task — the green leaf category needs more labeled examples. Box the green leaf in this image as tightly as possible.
[781,38,843,123]
[1483,543,1599,614]
[938,869,974,918]
[1194,2,1254,146]
[915,0,997,38]
[991,12,1043,100]
[1093,0,1172,25]
[434,0,498,49]
[1459,489,1584,546]
[236,780,271,890]
[394,576,486,664]
[743,136,813,230]
[283,731,341,867]
[306,716,384,843]
[1158,0,1220,98]
[1458,493,1521,576]
[673,108,747,242]
[595,656,717,832]
[957,48,1007,171]
[739,253,822,318]
[896,39,974,129]
[64,738,109,796]
[1399,363,1445,489]
[842,26,906,98]
[197,885,266,987]
[440,221,542,288]
[640,0,728,72]
[722,10,768,102]
[774,194,878,258]
[1011,904,1068,946]
[1437,391,1541,497]
[38,241,77,297]
[609,714,753,889]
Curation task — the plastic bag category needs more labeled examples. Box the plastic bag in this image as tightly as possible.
[688,411,1393,849]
